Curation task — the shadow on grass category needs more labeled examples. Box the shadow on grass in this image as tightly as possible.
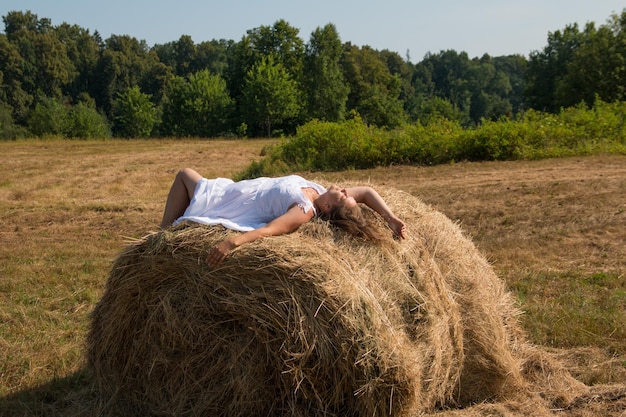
[0,369,97,417]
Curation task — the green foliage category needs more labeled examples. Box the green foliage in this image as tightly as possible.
[2,9,626,139]
[282,116,385,170]
[526,12,626,111]
[235,151,291,180]
[413,50,522,126]
[303,23,349,122]
[525,23,585,112]
[92,34,165,120]
[113,86,157,138]
[399,117,465,164]
[0,101,28,139]
[161,70,234,137]
[461,118,527,160]
[27,96,67,136]
[413,96,467,126]
[556,15,626,107]
[64,102,110,139]
[0,32,33,122]
[3,11,74,102]
[241,55,301,137]
[239,98,626,176]
[25,96,111,139]
[246,19,305,78]
[341,44,407,128]
[54,22,100,100]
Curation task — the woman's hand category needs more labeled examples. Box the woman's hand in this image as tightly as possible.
[387,215,407,239]
[206,206,314,266]
[346,186,407,239]
[207,238,237,266]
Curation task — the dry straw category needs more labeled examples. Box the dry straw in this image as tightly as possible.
[87,185,585,416]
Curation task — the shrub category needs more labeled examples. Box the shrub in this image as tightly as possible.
[64,103,111,139]
[461,118,527,161]
[278,117,380,171]
[0,102,29,140]
[239,99,626,176]
[27,97,68,137]
[403,118,465,164]
[112,86,157,138]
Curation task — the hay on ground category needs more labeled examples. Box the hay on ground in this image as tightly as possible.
[87,185,585,416]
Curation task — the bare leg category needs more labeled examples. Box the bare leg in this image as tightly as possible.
[160,168,203,229]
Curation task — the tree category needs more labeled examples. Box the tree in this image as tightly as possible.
[556,12,626,107]
[303,23,349,122]
[152,41,176,69]
[417,50,473,120]
[161,70,234,137]
[113,86,157,138]
[525,24,584,112]
[54,22,100,101]
[415,96,465,125]
[246,19,304,78]
[2,11,73,108]
[379,49,416,116]
[3,11,52,40]
[141,60,173,108]
[0,33,32,122]
[173,35,196,76]
[340,44,406,127]
[492,55,527,113]
[412,50,523,124]
[241,55,300,137]
[467,54,513,122]
[194,39,230,76]
[91,34,162,119]
[225,35,256,104]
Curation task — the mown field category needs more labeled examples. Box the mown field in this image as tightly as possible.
[0,139,624,415]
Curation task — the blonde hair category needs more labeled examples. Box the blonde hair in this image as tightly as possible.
[321,203,387,242]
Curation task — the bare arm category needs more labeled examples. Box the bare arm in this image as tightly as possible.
[207,205,314,265]
[347,186,407,239]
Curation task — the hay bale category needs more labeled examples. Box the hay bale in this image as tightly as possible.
[87,186,576,416]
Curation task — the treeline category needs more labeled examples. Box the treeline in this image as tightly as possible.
[1,9,625,139]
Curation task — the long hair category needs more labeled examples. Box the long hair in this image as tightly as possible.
[320,203,388,243]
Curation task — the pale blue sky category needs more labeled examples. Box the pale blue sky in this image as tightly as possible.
[2,0,624,61]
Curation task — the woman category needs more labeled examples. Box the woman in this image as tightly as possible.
[161,168,406,265]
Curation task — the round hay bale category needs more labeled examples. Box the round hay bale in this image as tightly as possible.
[87,186,542,416]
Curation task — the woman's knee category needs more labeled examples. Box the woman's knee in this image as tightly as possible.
[177,167,197,179]
[177,168,202,198]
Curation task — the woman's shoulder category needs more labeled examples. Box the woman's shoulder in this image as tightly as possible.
[281,175,324,189]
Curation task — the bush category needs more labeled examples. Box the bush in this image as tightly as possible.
[64,103,111,139]
[27,97,68,137]
[112,86,157,138]
[461,118,527,161]
[282,117,385,170]
[401,118,465,165]
[239,99,626,176]
[0,102,29,140]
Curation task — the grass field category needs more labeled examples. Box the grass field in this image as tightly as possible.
[0,139,624,415]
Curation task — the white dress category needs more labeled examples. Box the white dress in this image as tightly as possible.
[174,175,327,231]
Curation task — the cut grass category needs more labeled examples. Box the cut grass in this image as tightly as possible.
[512,271,625,354]
[0,139,624,414]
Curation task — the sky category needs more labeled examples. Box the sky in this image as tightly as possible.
[2,0,624,62]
